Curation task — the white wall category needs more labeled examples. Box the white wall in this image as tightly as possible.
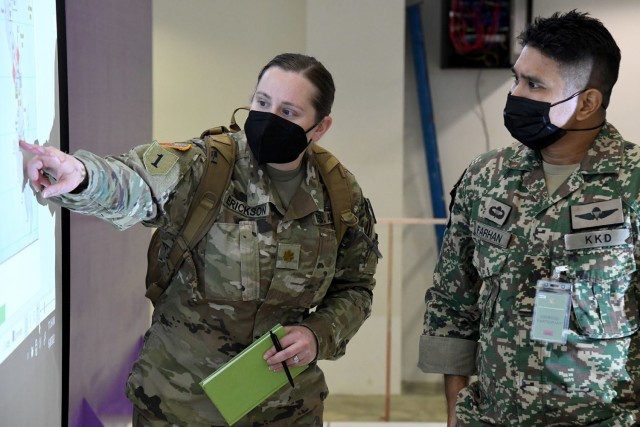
[402,0,640,386]
[153,0,406,395]
[153,0,306,140]
[305,1,406,395]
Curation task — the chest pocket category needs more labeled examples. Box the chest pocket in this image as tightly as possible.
[203,221,262,301]
[203,220,338,306]
[560,233,639,338]
[472,235,508,327]
[267,225,338,309]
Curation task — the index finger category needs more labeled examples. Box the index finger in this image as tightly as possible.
[19,139,45,154]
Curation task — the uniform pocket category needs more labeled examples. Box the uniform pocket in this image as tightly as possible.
[472,240,508,278]
[268,227,337,308]
[567,243,639,338]
[472,240,508,327]
[204,221,260,301]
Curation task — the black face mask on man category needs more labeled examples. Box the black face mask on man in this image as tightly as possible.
[503,90,604,151]
[244,110,319,164]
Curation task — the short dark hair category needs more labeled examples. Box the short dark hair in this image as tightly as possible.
[517,10,620,108]
[257,53,335,122]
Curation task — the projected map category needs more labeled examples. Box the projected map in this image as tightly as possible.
[1,1,38,263]
[0,0,57,364]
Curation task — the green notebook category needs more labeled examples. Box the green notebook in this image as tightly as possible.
[200,324,309,425]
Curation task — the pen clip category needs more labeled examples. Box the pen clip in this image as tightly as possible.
[269,330,295,388]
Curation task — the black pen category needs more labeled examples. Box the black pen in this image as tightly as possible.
[269,330,295,388]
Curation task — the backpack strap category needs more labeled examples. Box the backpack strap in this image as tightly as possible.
[198,106,243,137]
[310,143,359,243]
[171,133,236,261]
[145,130,237,304]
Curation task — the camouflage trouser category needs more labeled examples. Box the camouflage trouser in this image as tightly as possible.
[132,403,324,427]
[133,407,179,427]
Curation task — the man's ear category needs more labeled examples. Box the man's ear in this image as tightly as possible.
[309,116,333,143]
[576,88,603,121]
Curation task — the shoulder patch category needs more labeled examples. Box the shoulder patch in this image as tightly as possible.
[159,141,193,151]
[143,141,179,175]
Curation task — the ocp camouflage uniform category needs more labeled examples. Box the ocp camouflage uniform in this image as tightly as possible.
[418,123,640,426]
[53,131,379,426]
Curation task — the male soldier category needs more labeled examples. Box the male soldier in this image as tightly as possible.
[419,10,640,426]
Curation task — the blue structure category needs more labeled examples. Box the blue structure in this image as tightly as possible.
[407,3,447,249]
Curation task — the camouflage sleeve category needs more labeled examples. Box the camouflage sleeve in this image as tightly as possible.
[50,140,207,230]
[300,176,379,361]
[418,159,484,375]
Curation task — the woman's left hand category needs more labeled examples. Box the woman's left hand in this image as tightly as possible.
[264,325,318,371]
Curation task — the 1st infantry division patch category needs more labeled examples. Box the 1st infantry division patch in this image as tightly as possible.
[143,141,179,176]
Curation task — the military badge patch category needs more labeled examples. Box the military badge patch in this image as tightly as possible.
[480,197,512,226]
[313,211,333,226]
[143,141,179,175]
[159,141,193,151]
[276,244,300,270]
[570,198,624,230]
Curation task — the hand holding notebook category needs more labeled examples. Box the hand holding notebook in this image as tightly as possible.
[199,324,309,426]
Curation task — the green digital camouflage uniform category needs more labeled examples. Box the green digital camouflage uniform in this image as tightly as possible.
[53,131,379,426]
[419,123,640,426]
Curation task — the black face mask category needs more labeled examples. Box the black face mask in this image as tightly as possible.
[244,111,319,164]
[503,90,602,151]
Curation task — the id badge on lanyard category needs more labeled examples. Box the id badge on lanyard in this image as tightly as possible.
[531,266,572,344]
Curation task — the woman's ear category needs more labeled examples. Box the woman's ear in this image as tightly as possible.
[576,88,603,121]
[309,116,333,143]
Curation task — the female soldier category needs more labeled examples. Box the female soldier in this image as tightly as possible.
[20,53,379,426]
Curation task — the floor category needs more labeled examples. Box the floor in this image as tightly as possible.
[323,382,447,426]
[323,424,445,427]
[112,383,447,427]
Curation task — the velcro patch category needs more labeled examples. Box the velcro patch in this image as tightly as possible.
[143,142,178,176]
[474,222,511,248]
[276,244,300,270]
[564,228,629,250]
[480,198,512,226]
[159,141,193,151]
[224,194,269,218]
[570,198,624,230]
[313,211,333,226]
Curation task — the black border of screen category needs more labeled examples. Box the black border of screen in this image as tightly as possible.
[55,0,69,426]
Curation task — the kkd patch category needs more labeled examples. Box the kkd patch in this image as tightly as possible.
[564,228,629,250]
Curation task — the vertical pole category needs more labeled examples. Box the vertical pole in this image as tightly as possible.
[407,4,447,249]
[384,222,394,421]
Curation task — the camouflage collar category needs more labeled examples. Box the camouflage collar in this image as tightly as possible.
[303,147,329,211]
[241,135,326,213]
[503,121,624,176]
[579,122,625,175]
